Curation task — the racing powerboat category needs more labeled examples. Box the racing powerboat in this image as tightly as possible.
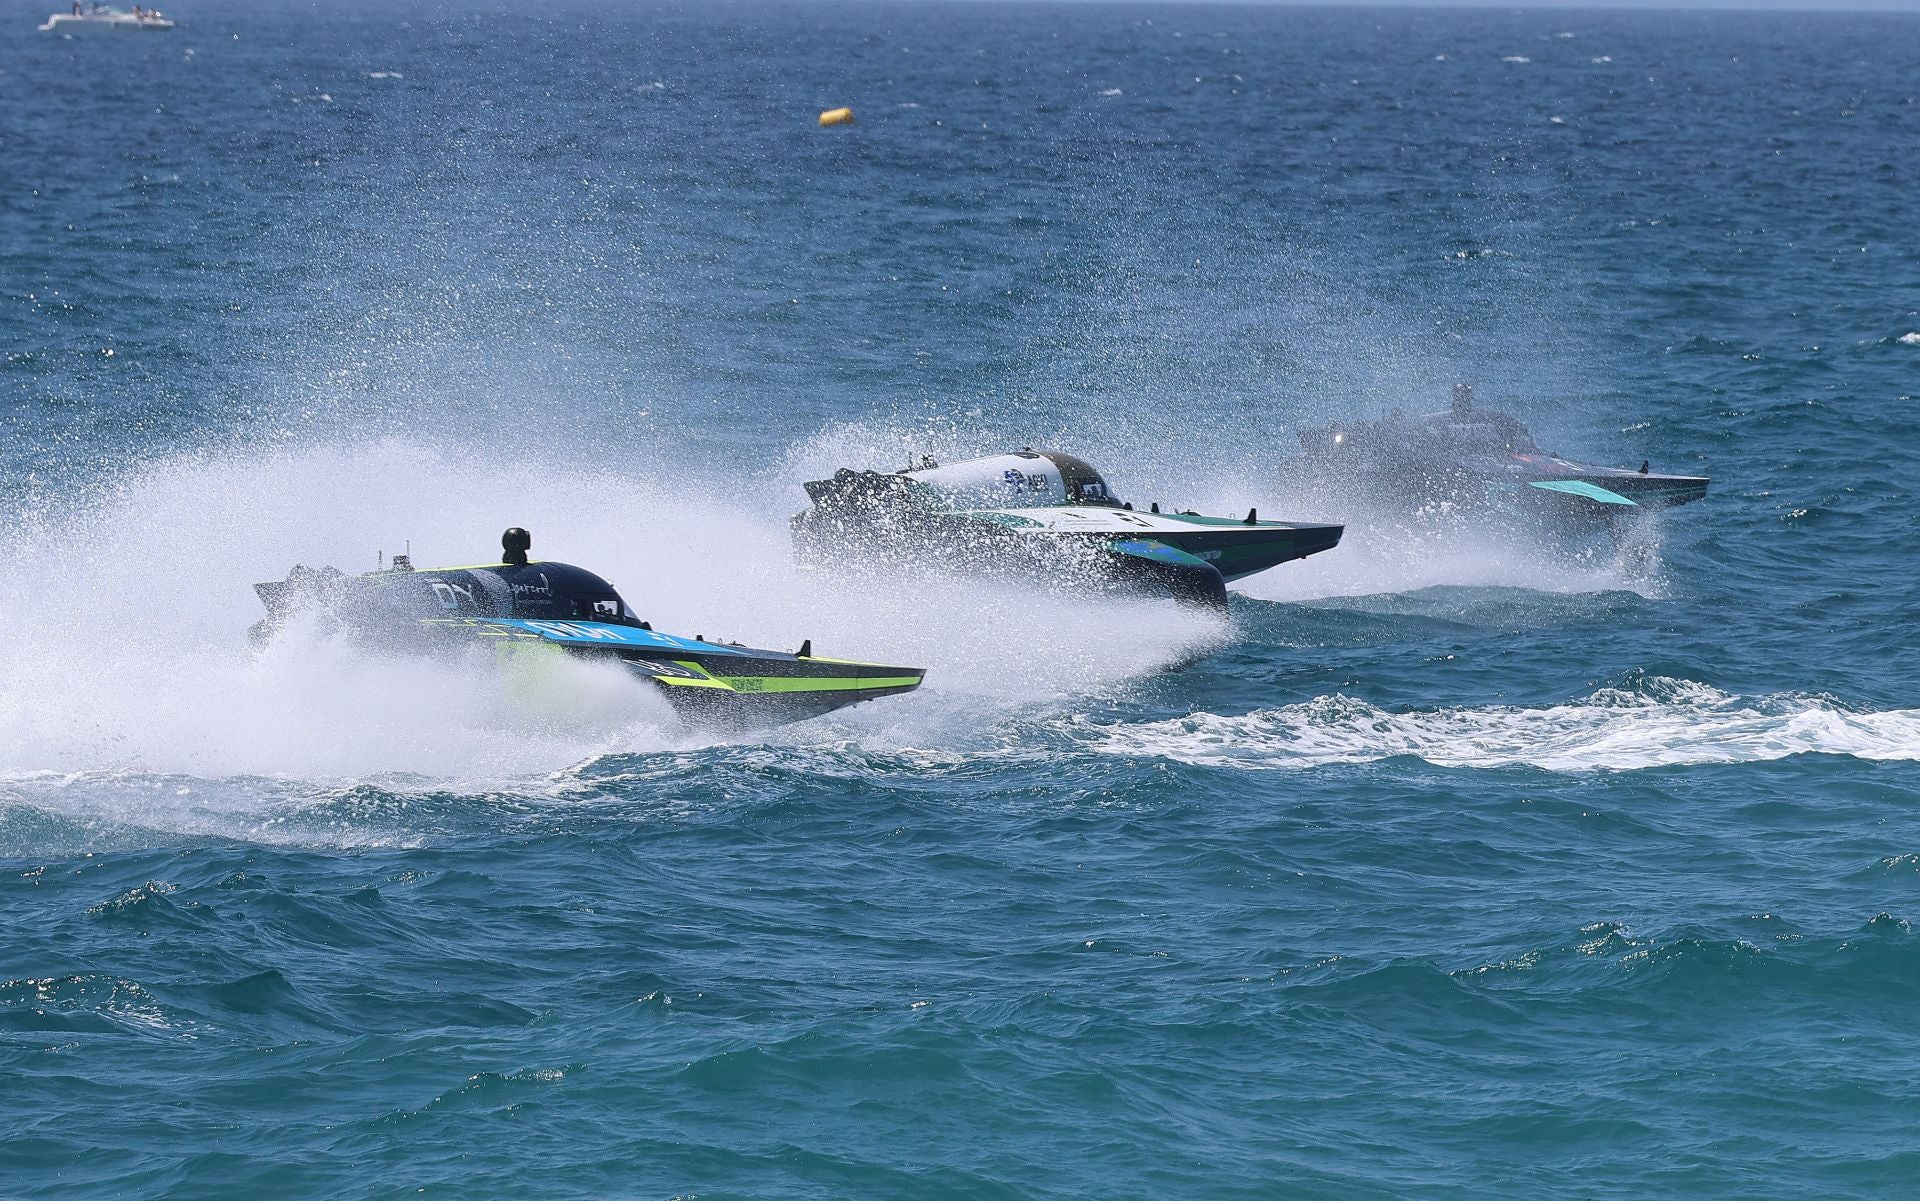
[1293,385,1709,533]
[791,449,1343,608]
[252,529,925,730]
[40,5,174,32]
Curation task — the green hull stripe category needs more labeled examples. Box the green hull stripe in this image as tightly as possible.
[490,643,920,696]
[649,673,734,691]
[706,675,922,695]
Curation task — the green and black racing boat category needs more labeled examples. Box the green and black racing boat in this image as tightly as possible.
[252,529,925,730]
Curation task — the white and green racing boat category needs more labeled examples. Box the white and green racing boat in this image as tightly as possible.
[792,450,1343,608]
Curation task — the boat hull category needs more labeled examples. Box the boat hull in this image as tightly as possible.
[1104,515,1347,581]
[251,555,925,731]
[792,506,1344,608]
[1504,455,1710,511]
[40,14,175,31]
[426,616,925,730]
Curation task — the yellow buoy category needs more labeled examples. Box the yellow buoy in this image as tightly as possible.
[818,107,855,127]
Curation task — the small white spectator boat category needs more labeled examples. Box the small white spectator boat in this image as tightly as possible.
[39,4,176,32]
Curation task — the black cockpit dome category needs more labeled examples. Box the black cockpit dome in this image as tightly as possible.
[1298,406,1540,458]
[487,561,634,621]
[1422,407,1539,454]
[1037,451,1121,506]
[381,560,637,623]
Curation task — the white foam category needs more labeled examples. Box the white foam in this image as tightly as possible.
[1242,516,1658,604]
[0,438,1221,792]
[1503,56,1531,64]
[1897,331,1920,345]
[1068,679,1920,773]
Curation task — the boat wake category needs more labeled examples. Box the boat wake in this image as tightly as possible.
[1237,519,1666,604]
[1065,677,1920,773]
[0,438,1222,794]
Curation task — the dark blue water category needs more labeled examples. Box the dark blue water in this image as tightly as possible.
[4,2,1920,1197]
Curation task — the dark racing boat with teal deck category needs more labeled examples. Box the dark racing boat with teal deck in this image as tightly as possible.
[1293,384,1710,538]
[252,529,925,730]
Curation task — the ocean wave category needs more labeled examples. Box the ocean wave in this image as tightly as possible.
[0,973,190,1038]
[1067,677,1920,772]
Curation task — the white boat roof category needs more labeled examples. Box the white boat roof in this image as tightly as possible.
[902,450,1118,509]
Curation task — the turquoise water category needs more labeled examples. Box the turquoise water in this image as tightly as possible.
[4,2,1919,1196]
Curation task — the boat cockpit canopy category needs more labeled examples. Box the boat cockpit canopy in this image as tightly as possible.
[900,449,1122,509]
[1427,408,1540,454]
[381,560,639,624]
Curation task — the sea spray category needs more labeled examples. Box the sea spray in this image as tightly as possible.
[0,438,1225,787]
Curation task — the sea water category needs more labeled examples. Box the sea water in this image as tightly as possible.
[3,2,1918,1197]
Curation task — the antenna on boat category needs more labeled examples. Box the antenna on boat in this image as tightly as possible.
[1244,507,1258,525]
[796,639,813,658]
[1150,502,1160,514]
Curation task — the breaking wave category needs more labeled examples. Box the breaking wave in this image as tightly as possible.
[1068,677,1920,772]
